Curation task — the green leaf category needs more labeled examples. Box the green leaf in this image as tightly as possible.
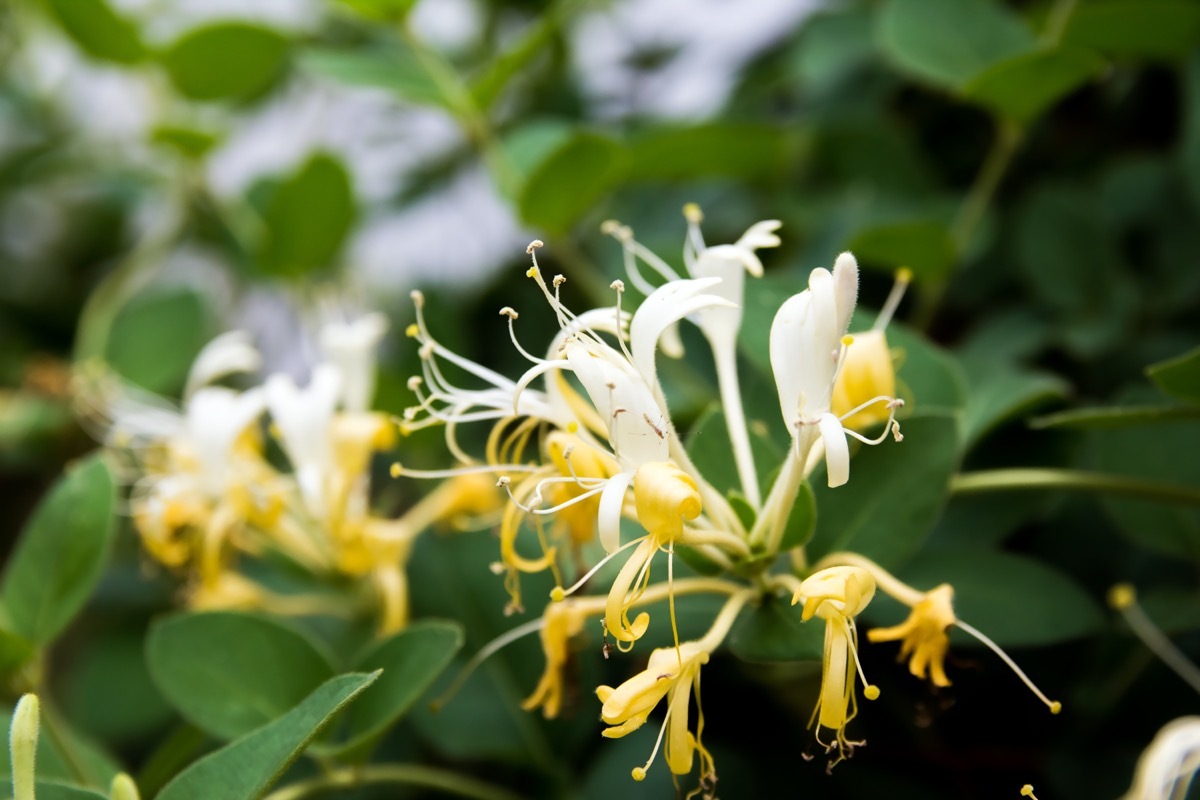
[877,0,1034,90]
[685,403,785,499]
[105,288,212,393]
[147,611,336,741]
[1147,345,1200,403]
[869,550,1103,647]
[2,455,114,645]
[847,220,955,281]
[30,783,108,800]
[517,132,625,233]
[157,672,379,800]
[0,705,121,788]
[46,0,145,64]
[334,0,416,22]
[789,8,876,92]
[888,324,969,415]
[962,364,1070,449]
[626,124,797,182]
[151,126,222,160]
[729,595,824,663]
[321,621,463,756]
[962,47,1105,124]
[300,48,443,106]
[780,480,817,551]
[256,153,357,278]
[1030,404,1200,429]
[1095,408,1200,558]
[1063,0,1200,60]
[806,413,961,570]
[162,23,290,101]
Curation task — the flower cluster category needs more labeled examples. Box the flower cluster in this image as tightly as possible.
[401,208,1060,788]
[81,314,495,633]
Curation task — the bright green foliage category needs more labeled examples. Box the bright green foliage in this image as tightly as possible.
[256,153,357,278]
[156,672,379,800]
[45,0,146,64]
[1,455,114,646]
[162,23,290,101]
[105,288,212,393]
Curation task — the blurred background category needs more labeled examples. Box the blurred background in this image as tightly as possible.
[2,0,1200,797]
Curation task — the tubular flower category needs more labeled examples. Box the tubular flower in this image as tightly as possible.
[831,268,911,433]
[793,566,879,765]
[522,599,589,718]
[603,462,703,647]
[867,583,955,687]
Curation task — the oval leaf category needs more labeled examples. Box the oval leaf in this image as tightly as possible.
[2,455,115,645]
[257,153,357,278]
[806,412,961,569]
[146,611,336,740]
[1063,0,1200,60]
[105,288,212,393]
[517,132,624,233]
[847,220,955,281]
[730,595,824,663]
[1147,345,1200,403]
[321,620,463,755]
[157,672,379,800]
[46,0,145,64]
[963,47,1105,124]
[162,23,290,101]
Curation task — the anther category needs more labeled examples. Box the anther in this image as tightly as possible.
[499,307,518,319]
[1020,785,1038,799]
[600,220,619,235]
[896,267,914,285]
[406,376,423,390]
[526,240,543,254]
[550,586,565,602]
[489,561,505,575]
[631,767,646,782]
[405,323,419,338]
[496,476,511,487]
[610,279,625,292]
[682,202,703,223]
[842,334,855,346]
[864,685,881,701]
[1108,583,1136,610]
[410,289,425,306]
[553,275,566,288]
[389,463,402,478]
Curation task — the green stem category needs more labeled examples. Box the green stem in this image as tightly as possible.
[263,764,524,800]
[951,468,1200,507]
[38,705,93,787]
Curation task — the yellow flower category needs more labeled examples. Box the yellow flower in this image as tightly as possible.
[522,600,588,718]
[830,329,898,431]
[867,583,955,687]
[793,566,879,764]
[597,642,714,780]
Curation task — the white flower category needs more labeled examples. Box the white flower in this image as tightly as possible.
[184,330,262,401]
[185,387,267,495]
[264,364,341,517]
[1123,717,1200,800]
[319,312,388,412]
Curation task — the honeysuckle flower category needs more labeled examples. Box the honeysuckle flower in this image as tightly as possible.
[183,330,262,400]
[820,552,1061,713]
[1122,717,1200,800]
[319,312,389,412]
[265,364,342,518]
[792,565,879,766]
[830,268,911,433]
[522,599,589,718]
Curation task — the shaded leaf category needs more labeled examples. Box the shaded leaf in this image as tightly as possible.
[1147,345,1200,403]
[256,153,357,278]
[1063,0,1200,60]
[517,132,624,233]
[46,0,145,64]
[105,288,211,394]
[157,672,379,800]
[730,595,824,663]
[962,364,1070,448]
[2,455,115,645]
[1031,404,1200,429]
[163,23,290,101]
[877,0,1034,90]
[962,47,1105,124]
[847,220,955,281]
[147,611,336,741]
[300,47,443,106]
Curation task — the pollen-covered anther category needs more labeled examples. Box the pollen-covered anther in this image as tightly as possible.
[406,376,423,391]
[610,279,626,292]
[499,306,519,319]
[405,323,419,338]
[526,239,543,254]
[389,463,402,478]
[410,289,425,306]
[682,202,703,223]
[1108,583,1136,610]
[842,334,855,347]
[489,561,505,575]
[496,476,511,487]
[418,342,434,360]
[553,274,566,288]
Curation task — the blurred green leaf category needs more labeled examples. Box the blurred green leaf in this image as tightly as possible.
[1095,408,1200,558]
[517,131,624,233]
[806,412,961,570]
[730,595,823,662]
[870,550,1103,647]
[157,672,379,800]
[686,403,786,499]
[30,784,108,800]
[257,153,357,278]
[1031,404,1200,429]
[790,8,876,92]
[780,480,817,551]
[888,324,970,415]
[46,0,146,64]
[1147,345,1200,402]
[0,392,73,466]
[0,627,34,676]
[320,620,462,756]
[0,705,121,788]
[962,47,1104,124]
[147,611,336,741]
[962,364,1069,448]
[626,124,797,181]
[105,288,211,393]
[2,455,114,645]
[1137,588,1200,635]
[1063,0,1200,60]
[162,23,290,101]
[300,48,443,106]
[877,0,1034,90]
[60,629,174,745]
[151,126,222,160]
[847,220,955,281]
[471,0,580,111]
[335,0,416,22]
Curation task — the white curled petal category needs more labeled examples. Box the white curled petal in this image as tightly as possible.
[186,386,265,493]
[735,220,782,253]
[597,471,636,553]
[832,252,859,335]
[185,331,261,399]
[818,412,850,488]
[319,313,389,412]
[629,276,732,392]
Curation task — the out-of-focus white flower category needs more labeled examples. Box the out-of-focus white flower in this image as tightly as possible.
[1123,717,1200,800]
[319,313,388,412]
[265,364,341,516]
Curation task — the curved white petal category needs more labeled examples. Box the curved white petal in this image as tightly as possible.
[832,252,859,335]
[597,470,635,553]
[319,313,388,412]
[769,291,811,426]
[629,276,731,394]
[186,386,265,493]
[735,220,782,253]
[185,331,261,400]
[265,365,341,507]
[565,343,669,467]
[818,412,850,488]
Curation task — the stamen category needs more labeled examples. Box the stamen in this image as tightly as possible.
[429,616,545,711]
[611,280,635,362]
[633,705,673,782]
[1109,583,1200,696]
[848,619,880,701]
[874,267,913,332]
[1020,786,1038,799]
[554,536,648,598]
[392,462,541,479]
[841,397,905,444]
[501,307,545,365]
[954,619,1061,714]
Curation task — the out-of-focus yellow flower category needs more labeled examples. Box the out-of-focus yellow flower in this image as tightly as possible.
[793,565,879,764]
[523,600,589,718]
[867,583,955,687]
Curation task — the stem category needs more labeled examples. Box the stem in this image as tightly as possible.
[38,705,93,787]
[710,335,761,508]
[263,764,524,800]
[951,469,1200,508]
[813,552,924,606]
